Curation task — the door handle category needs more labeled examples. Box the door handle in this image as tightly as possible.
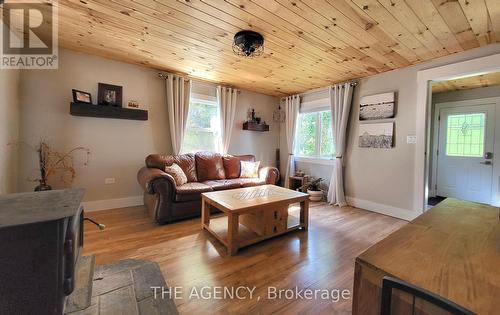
[480,161,492,165]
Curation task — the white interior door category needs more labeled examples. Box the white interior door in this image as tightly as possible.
[436,104,495,204]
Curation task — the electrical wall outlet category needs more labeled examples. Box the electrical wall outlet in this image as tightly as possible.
[407,135,417,144]
[104,178,116,184]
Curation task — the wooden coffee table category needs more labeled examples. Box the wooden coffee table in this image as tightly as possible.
[201,185,309,255]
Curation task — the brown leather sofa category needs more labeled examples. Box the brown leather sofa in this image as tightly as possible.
[137,152,280,224]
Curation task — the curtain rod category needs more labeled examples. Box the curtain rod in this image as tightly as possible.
[158,72,241,93]
[278,80,359,101]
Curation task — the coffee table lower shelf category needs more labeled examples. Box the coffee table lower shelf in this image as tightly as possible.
[203,214,302,250]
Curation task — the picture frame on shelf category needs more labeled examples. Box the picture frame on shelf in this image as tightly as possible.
[98,83,122,107]
[72,89,92,104]
[127,100,140,109]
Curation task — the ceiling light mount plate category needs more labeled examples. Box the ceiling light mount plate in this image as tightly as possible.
[233,30,264,58]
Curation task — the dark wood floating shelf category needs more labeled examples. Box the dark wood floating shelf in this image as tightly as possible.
[70,102,148,121]
[243,121,269,132]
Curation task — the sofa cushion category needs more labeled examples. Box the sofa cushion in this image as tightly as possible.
[175,182,213,194]
[202,180,241,191]
[238,178,266,187]
[195,152,226,182]
[222,155,255,179]
[146,153,197,182]
[174,193,201,202]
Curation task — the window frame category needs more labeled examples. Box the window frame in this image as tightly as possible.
[181,97,221,154]
[294,109,335,165]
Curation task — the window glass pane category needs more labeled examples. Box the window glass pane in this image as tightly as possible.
[320,111,334,158]
[182,101,220,153]
[296,112,317,157]
[445,113,485,157]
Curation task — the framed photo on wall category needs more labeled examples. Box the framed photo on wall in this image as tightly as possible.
[98,83,122,107]
[359,92,395,120]
[358,122,394,149]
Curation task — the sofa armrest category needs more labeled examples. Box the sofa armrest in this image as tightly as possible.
[137,167,176,194]
[259,166,280,185]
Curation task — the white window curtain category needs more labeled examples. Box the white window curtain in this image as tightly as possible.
[217,86,238,154]
[328,83,354,206]
[284,95,300,188]
[165,74,191,155]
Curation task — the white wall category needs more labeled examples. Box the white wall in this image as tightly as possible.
[18,49,279,206]
[0,69,20,194]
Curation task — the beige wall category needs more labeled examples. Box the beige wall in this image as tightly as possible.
[17,49,279,203]
[279,44,500,217]
[345,44,500,213]
[228,90,279,166]
[0,69,20,194]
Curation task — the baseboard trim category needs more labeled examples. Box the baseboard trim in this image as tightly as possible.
[346,196,421,221]
[82,195,143,212]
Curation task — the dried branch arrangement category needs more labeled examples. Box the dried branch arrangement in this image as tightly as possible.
[9,140,90,191]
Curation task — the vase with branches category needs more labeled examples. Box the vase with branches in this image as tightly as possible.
[9,140,90,191]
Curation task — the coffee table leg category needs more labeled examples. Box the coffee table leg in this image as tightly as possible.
[300,199,309,230]
[227,213,239,255]
[201,197,210,229]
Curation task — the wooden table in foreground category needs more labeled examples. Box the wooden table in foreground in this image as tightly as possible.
[201,185,309,255]
[352,198,500,315]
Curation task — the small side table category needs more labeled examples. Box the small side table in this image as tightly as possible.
[288,175,309,192]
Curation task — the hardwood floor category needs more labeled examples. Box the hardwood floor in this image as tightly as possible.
[83,202,406,314]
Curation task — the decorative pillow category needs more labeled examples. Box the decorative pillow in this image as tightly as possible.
[164,163,188,186]
[240,161,260,178]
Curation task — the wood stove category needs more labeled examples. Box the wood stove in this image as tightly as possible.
[0,189,85,315]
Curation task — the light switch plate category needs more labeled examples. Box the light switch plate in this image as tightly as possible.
[407,135,417,144]
[105,178,116,184]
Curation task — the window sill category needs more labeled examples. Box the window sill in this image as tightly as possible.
[294,156,335,166]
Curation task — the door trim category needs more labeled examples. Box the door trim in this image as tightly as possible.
[430,97,500,203]
[416,53,500,213]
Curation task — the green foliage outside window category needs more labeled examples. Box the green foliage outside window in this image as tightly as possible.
[182,101,220,153]
[296,110,334,159]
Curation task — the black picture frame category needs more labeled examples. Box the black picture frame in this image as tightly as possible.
[72,89,92,104]
[97,83,122,107]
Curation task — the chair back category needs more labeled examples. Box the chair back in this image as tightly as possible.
[380,276,475,315]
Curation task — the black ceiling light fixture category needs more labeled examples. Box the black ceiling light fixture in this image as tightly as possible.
[232,30,264,57]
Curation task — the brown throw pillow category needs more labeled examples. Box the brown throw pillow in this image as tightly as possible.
[165,163,188,186]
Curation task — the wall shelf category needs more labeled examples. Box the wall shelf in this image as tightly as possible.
[70,102,148,121]
[243,121,269,132]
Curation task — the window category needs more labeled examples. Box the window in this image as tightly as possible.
[182,100,220,153]
[295,110,334,159]
[446,113,485,157]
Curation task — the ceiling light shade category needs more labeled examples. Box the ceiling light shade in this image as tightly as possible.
[232,30,264,57]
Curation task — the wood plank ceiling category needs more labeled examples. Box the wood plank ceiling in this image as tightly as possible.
[41,0,500,95]
[432,71,500,93]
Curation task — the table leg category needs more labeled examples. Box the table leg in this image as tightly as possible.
[227,213,239,255]
[201,197,210,229]
[300,199,309,230]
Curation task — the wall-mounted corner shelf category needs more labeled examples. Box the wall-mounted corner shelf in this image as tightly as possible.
[243,121,269,132]
[70,102,148,121]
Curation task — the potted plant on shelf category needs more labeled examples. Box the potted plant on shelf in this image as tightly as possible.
[299,177,324,202]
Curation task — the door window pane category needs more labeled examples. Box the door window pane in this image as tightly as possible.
[446,113,485,157]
